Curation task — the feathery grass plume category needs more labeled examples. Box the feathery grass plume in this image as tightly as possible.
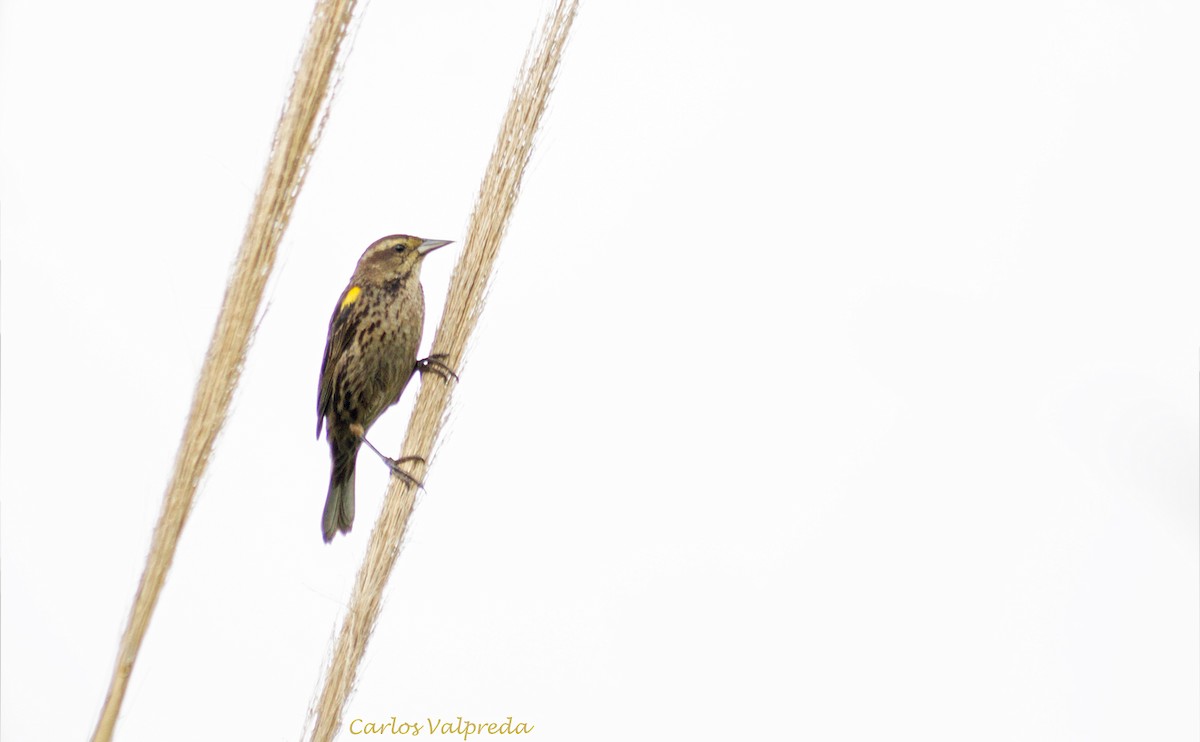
[305,1,579,738]
[90,1,359,739]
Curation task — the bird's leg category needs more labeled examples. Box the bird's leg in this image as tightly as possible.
[415,353,459,383]
[350,423,426,489]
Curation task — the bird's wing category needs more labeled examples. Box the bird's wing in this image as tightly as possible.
[317,284,364,438]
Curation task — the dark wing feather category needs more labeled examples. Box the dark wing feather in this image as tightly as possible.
[316,287,361,438]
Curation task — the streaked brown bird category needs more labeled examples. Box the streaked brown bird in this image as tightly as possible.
[317,234,452,542]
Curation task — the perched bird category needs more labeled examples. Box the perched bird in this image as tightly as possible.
[317,234,453,542]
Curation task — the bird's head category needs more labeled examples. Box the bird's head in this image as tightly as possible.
[356,234,452,281]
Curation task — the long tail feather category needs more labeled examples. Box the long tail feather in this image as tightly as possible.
[322,439,358,542]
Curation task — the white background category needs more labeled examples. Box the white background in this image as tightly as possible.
[2,1,1197,740]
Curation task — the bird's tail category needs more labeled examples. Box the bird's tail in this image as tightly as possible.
[322,439,358,543]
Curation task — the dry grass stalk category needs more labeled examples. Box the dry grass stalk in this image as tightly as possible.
[306,2,579,739]
[91,1,358,739]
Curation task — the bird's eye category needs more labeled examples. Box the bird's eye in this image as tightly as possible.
[394,244,405,253]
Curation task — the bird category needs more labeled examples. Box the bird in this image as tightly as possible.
[317,234,453,542]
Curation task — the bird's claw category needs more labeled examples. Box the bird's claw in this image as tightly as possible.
[358,435,426,489]
[416,353,459,383]
[385,455,426,489]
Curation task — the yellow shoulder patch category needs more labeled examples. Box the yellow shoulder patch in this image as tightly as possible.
[340,286,362,310]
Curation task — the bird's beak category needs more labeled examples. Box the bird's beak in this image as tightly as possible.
[417,238,453,255]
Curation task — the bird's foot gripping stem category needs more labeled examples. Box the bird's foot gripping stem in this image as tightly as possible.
[383,455,426,489]
[355,427,426,489]
[416,353,459,383]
